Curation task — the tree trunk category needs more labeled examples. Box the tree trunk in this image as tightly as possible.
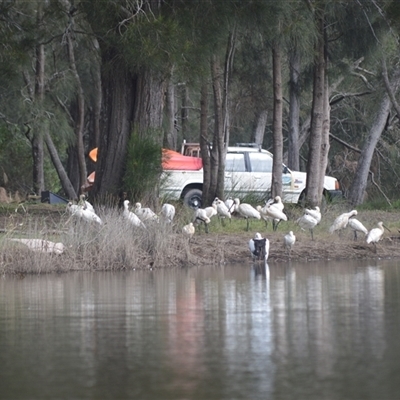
[288,49,301,171]
[305,15,325,207]
[165,75,177,150]
[348,94,391,205]
[180,84,189,140]
[92,58,135,198]
[348,61,400,205]
[32,1,45,195]
[44,132,77,200]
[218,29,235,200]
[91,38,102,150]
[253,110,268,146]
[66,32,87,193]
[200,82,211,204]
[318,73,331,203]
[133,68,165,144]
[209,55,222,205]
[271,41,283,198]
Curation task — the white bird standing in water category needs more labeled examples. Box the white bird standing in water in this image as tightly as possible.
[366,221,389,251]
[249,232,270,261]
[160,203,175,223]
[347,217,368,241]
[283,231,296,257]
[134,202,158,222]
[234,198,261,231]
[182,222,195,240]
[9,238,65,254]
[329,210,358,235]
[123,200,146,228]
[297,213,318,241]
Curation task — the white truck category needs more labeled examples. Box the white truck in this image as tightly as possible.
[160,143,342,208]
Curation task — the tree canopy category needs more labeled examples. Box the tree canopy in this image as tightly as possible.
[1,0,400,207]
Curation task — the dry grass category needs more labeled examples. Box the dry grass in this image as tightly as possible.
[0,205,193,275]
[1,201,400,276]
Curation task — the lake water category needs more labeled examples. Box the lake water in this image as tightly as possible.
[1,259,400,400]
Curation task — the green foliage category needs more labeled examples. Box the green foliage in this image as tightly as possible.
[123,132,162,203]
[0,124,32,193]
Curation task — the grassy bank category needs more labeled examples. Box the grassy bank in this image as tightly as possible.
[1,200,400,275]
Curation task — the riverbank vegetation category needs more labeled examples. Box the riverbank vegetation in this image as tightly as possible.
[1,200,400,276]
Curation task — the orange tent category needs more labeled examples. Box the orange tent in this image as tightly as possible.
[162,149,202,170]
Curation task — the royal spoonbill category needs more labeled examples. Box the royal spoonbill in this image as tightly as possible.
[182,222,195,240]
[305,206,321,224]
[347,217,368,241]
[9,238,65,254]
[234,198,261,231]
[67,201,103,225]
[160,203,175,223]
[193,208,211,233]
[283,231,296,256]
[297,213,318,241]
[225,197,235,214]
[78,194,95,212]
[259,198,287,231]
[249,232,270,261]
[123,200,146,228]
[329,210,358,235]
[366,221,390,251]
[212,198,231,224]
[134,202,158,222]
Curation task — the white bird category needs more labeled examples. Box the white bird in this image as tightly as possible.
[366,221,388,249]
[284,231,296,256]
[123,200,146,228]
[182,222,195,240]
[134,202,158,222]
[212,197,231,224]
[297,213,318,241]
[249,232,270,261]
[193,208,211,233]
[204,205,218,219]
[257,205,274,227]
[347,217,368,241]
[9,238,65,254]
[67,201,103,225]
[67,201,81,216]
[160,203,175,223]
[329,210,358,235]
[225,197,235,214]
[305,206,321,224]
[270,195,284,212]
[234,198,261,231]
[259,199,287,231]
[79,194,95,213]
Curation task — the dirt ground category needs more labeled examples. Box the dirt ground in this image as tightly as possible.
[1,204,400,267]
[187,229,400,265]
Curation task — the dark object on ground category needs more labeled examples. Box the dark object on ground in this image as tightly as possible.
[41,191,69,205]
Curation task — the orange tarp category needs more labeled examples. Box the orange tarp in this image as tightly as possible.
[89,148,98,162]
[162,149,203,170]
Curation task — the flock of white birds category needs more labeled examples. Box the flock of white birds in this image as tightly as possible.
[7,193,390,261]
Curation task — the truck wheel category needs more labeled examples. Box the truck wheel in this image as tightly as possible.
[183,189,203,209]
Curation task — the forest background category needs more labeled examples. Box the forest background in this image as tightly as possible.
[1,0,400,209]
